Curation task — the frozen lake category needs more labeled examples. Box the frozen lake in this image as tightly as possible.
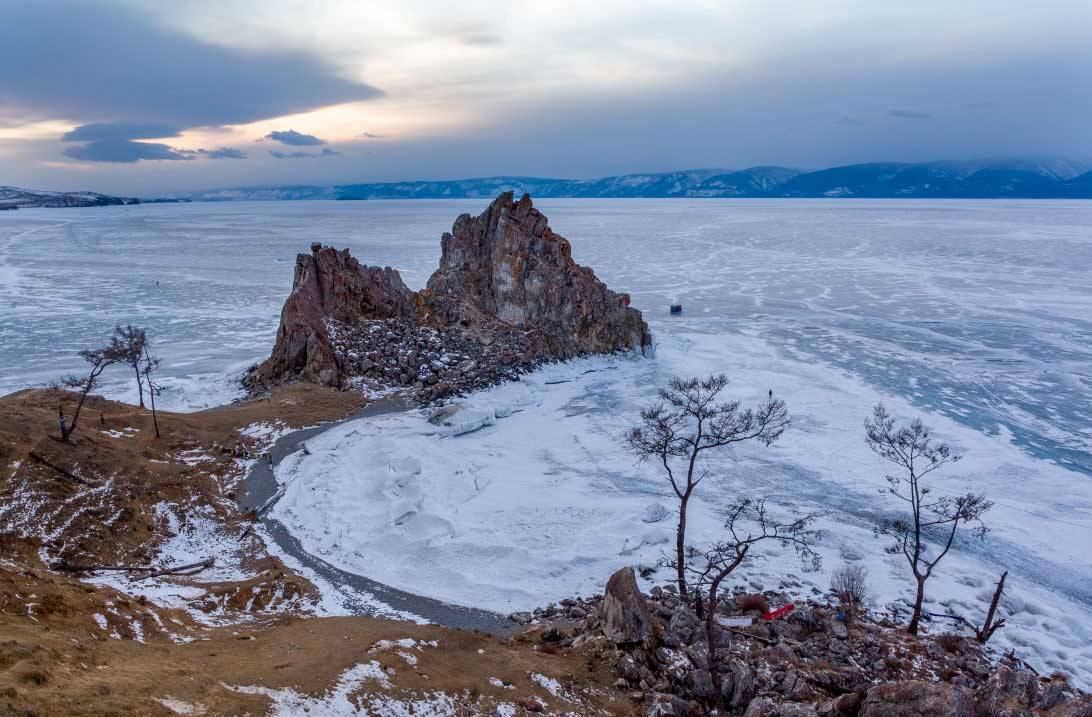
[2,199,1090,474]
[3,198,1092,682]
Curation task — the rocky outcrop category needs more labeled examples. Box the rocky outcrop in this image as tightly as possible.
[600,566,654,644]
[247,193,651,393]
[249,246,416,387]
[425,192,650,357]
[513,571,1086,717]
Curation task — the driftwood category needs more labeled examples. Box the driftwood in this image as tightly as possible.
[50,557,214,580]
[51,561,151,573]
[136,558,215,581]
[28,452,93,486]
[975,571,1008,643]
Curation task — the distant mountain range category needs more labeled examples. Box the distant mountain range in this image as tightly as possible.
[5,159,1092,208]
[0,186,140,209]
[172,159,1092,201]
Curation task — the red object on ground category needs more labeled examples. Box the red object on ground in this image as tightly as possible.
[764,603,795,621]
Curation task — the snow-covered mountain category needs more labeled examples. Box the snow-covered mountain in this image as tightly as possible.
[165,159,1092,202]
[0,186,139,208]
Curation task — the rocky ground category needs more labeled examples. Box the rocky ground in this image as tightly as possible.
[327,317,556,401]
[514,567,1090,717]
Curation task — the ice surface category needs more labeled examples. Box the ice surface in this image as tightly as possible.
[4,199,1092,683]
[271,333,1092,685]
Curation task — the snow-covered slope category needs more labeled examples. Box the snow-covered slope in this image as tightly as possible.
[0,186,139,208]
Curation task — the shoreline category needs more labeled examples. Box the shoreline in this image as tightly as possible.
[237,391,516,636]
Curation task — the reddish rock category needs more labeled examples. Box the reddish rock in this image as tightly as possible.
[250,247,416,387]
[424,192,651,357]
[249,193,651,390]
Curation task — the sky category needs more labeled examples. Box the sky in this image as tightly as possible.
[1,0,1091,195]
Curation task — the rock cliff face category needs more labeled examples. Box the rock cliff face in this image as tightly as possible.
[247,192,651,393]
[426,192,649,357]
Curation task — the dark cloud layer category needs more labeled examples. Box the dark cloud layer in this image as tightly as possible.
[270,147,339,159]
[62,122,182,142]
[197,147,247,159]
[64,140,193,163]
[0,1,380,129]
[888,109,933,120]
[265,130,326,146]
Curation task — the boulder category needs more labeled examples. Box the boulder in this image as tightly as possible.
[600,566,654,644]
[976,666,1039,716]
[1046,696,1092,717]
[862,681,973,717]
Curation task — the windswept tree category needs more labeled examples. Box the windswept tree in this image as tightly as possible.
[140,346,163,438]
[626,375,789,601]
[866,404,992,634]
[668,498,821,707]
[58,343,126,442]
[111,325,147,407]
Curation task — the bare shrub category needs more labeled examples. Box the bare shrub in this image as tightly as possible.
[830,564,870,625]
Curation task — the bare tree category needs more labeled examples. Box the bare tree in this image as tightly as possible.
[140,347,163,438]
[668,498,821,707]
[58,344,125,442]
[974,571,1008,643]
[866,404,992,634]
[830,564,870,627]
[626,375,789,601]
[111,325,147,407]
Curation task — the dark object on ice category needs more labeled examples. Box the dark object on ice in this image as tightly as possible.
[670,304,683,314]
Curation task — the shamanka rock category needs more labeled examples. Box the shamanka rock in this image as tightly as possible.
[247,192,651,393]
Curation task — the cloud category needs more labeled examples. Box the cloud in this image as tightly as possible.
[265,129,326,146]
[63,140,193,163]
[270,147,339,159]
[461,32,503,47]
[887,109,933,120]
[360,132,383,139]
[62,122,182,142]
[0,1,381,129]
[197,147,247,159]
[59,122,247,162]
[836,116,865,126]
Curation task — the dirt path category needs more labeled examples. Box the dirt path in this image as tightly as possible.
[238,395,515,636]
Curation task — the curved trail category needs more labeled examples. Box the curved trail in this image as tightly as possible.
[238,395,514,636]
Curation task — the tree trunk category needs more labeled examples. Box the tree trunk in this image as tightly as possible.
[65,383,94,442]
[149,384,160,438]
[976,571,1007,643]
[705,573,725,709]
[908,576,926,634]
[676,492,690,600]
[133,365,145,408]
